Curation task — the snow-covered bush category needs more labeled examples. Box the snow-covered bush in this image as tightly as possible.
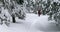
[0,7,11,26]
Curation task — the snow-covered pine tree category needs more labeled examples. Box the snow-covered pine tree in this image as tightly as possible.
[6,0,25,23]
[0,2,9,25]
[51,2,60,26]
[0,0,26,24]
[42,0,60,26]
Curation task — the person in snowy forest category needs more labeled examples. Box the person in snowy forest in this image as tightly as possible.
[38,9,41,16]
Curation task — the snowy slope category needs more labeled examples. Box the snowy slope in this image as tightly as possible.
[0,13,60,32]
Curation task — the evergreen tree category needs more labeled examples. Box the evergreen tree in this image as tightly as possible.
[0,0,25,24]
[42,0,60,26]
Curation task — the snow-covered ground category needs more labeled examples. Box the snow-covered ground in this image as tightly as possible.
[0,13,60,32]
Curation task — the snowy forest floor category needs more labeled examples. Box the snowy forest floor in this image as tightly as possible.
[0,13,60,32]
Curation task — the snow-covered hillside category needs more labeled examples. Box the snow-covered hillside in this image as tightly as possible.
[0,13,60,32]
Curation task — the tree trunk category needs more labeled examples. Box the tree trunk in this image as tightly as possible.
[12,14,16,23]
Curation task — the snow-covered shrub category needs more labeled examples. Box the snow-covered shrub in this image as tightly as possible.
[0,7,11,26]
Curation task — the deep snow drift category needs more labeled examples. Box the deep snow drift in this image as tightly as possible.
[0,13,60,32]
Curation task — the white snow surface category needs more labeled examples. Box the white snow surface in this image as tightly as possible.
[0,13,60,32]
